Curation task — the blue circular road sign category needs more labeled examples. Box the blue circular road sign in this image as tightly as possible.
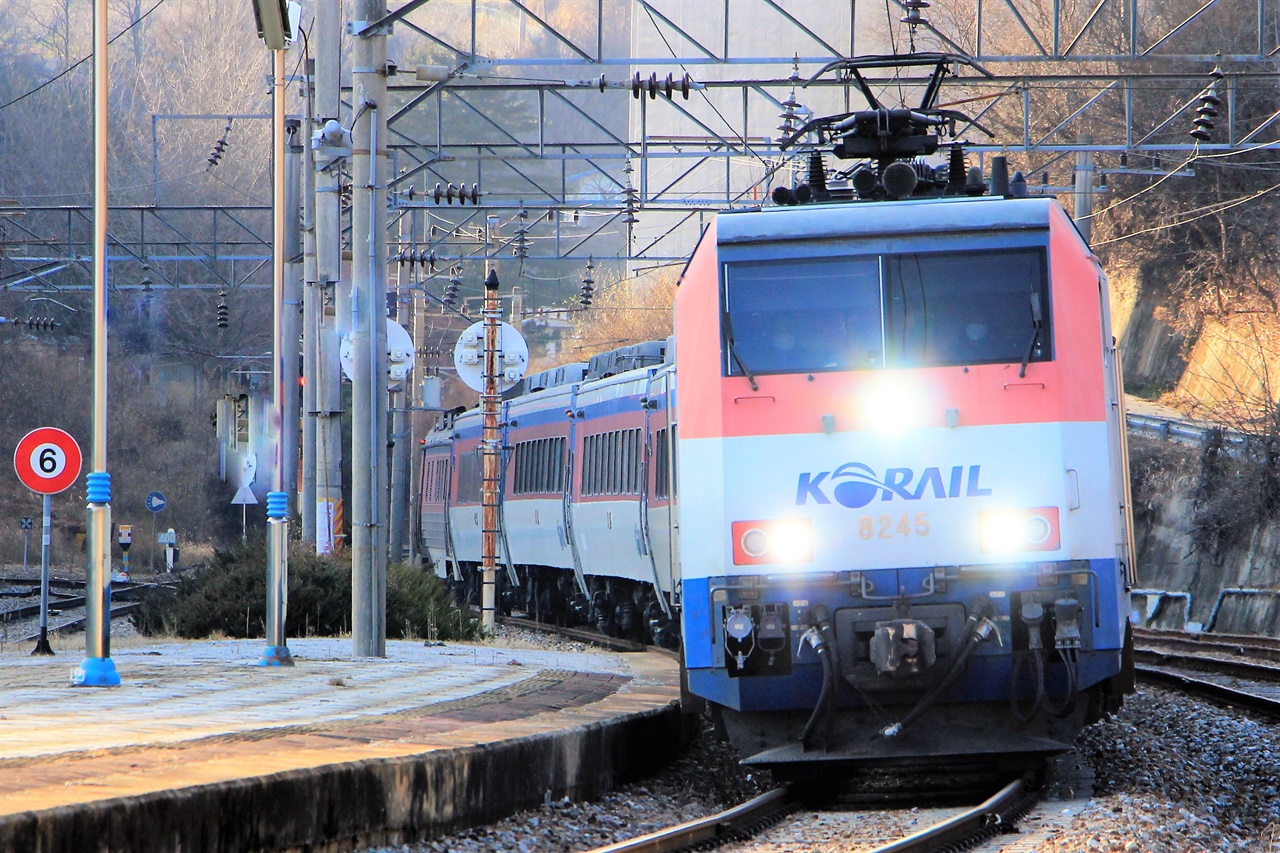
[145,491,168,513]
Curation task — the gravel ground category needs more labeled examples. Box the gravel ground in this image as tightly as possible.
[365,677,1280,853]
[1036,686,1280,852]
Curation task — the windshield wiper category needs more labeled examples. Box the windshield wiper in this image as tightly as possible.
[1019,291,1043,378]
[722,311,759,391]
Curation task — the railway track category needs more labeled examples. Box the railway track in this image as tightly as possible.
[1134,627,1280,717]
[498,613,651,653]
[1,593,87,623]
[1,577,151,647]
[11,602,142,644]
[1134,625,1280,660]
[583,778,1037,853]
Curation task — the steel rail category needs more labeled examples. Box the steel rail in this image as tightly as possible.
[1136,664,1280,718]
[582,777,1033,853]
[866,778,1031,853]
[1135,627,1280,654]
[0,576,86,587]
[498,614,649,653]
[1135,629,1280,665]
[583,787,794,853]
[1135,650,1280,683]
[15,602,140,645]
[2,595,87,622]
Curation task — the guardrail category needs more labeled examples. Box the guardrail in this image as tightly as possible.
[1126,412,1251,453]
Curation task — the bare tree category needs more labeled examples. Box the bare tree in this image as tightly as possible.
[560,266,677,361]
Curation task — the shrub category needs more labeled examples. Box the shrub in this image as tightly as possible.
[131,542,478,641]
[387,562,481,641]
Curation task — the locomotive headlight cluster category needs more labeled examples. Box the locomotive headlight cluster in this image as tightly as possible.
[861,381,919,434]
[978,507,1061,553]
[732,519,814,565]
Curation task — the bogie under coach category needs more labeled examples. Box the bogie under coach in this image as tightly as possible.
[419,53,1135,774]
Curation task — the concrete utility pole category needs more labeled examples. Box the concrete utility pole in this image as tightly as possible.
[351,0,389,657]
[1074,134,1095,244]
[74,0,119,687]
[300,58,319,543]
[312,0,345,555]
[387,215,410,566]
[407,207,429,567]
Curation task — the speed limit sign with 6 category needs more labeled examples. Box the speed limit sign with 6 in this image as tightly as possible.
[14,427,83,494]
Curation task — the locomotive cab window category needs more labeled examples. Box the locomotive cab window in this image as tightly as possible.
[723,247,1049,375]
[884,249,1049,368]
[724,257,883,375]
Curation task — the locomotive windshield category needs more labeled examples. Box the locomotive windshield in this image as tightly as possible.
[723,247,1049,375]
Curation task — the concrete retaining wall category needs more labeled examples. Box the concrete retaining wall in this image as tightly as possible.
[1130,435,1280,635]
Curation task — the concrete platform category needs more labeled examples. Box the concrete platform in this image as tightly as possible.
[0,637,684,853]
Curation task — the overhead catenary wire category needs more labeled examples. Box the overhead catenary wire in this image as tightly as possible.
[1078,138,1280,244]
[638,4,771,172]
[1092,179,1280,247]
[0,0,168,113]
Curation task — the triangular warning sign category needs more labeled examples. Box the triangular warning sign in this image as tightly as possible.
[231,485,259,505]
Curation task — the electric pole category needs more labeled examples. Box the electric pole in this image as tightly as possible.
[1074,134,1095,244]
[351,0,389,657]
[312,0,345,555]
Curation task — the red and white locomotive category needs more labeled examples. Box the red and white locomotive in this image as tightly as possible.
[419,54,1135,774]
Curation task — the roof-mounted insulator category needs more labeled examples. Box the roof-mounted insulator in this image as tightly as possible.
[901,0,930,26]
[807,150,827,194]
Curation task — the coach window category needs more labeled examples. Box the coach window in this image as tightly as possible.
[621,429,633,494]
[724,256,882,376]
[614,427,624,494]
[654,429,670,499]
[458,452,482,503]
[534,439,545,492]
[884,248,1049,368]
[439,460,449,501]
[625,429,640,494]
[583,434,596,496]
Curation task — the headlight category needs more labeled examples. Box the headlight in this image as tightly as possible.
[732,518,814,565]
[979,507,1060,553]
[861,380,918,434]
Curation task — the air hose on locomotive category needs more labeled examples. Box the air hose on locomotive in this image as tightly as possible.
[879,602,998,739]
[1010,600,1080,722]
[799,605,839,751]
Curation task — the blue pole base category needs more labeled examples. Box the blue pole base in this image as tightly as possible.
[72,657,121,687]
[257,646,296,667]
